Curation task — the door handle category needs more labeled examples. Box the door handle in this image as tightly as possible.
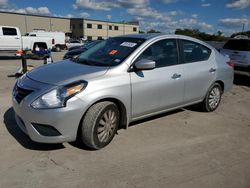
[15,37,20,39]
[209,68,216,73]
[172,73,181,79]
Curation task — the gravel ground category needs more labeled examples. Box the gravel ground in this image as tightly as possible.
[0,52,250,188]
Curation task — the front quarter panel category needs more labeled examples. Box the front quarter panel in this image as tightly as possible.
[76,63,131,124]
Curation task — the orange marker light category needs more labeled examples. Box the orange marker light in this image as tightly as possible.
[66,85,83,96]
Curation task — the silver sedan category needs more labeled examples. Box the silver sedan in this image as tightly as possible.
[12,34,234,149]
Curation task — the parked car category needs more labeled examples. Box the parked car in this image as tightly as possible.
[63,40,102,59]
[68,41,91,51]
[28,30,66,52]
[66,40,82,49]
[220,37,250,76]
[12,34,234,150]
[0,26,53,56]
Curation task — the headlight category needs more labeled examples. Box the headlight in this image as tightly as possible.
[31,81,87,109]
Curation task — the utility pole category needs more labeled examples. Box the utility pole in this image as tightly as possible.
[242,23,245,33]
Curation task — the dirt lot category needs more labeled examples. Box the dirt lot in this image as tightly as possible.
[0,52,250,188]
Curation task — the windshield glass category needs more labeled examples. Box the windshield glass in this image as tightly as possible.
[83,40,101,49]
[76,37,145,66]
[223,39,250,51]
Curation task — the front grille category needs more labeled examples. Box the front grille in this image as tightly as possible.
[15,86,33,103]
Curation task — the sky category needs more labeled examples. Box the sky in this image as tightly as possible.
[0,0,250,36]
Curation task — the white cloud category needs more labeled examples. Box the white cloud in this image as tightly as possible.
[73,0,115,11]
[127,7,172,22]
[0,6,51,15]
[106,14,112,20]
[191,14,198,18]
[201,3,211,7]
[226,0,250,9]
[219,17,250,27]
[66,14,74,18]
[161,0,178,4]
[80,12,90,18]
[25,7,50,14]
[0,0,8,8]
[73,0,148,11]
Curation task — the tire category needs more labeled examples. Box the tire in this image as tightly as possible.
[81,102,120,150]
[200,83,222,112]
[55,46,61,52]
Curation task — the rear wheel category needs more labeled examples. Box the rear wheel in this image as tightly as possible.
[200,83,222,112]
[55,46,61,52]
[81,102,120,150]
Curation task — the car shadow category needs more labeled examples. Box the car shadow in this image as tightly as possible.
[129,109,184,127]
[3,108,65,151]
[234,74,250,87]
[0,56,21,60]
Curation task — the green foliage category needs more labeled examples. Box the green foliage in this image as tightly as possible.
[175,28,228,41]
[147,29,161,33]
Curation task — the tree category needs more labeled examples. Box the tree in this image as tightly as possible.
[175,28,228,41]
[147,29,161,33]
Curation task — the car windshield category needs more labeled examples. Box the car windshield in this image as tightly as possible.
[223,39,250,51]
[76,37,145,67]
[83,40,101,49]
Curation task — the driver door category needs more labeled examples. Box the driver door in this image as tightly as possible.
[130,39,184,119]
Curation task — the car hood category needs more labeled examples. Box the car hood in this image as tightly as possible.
[27,59,109,85]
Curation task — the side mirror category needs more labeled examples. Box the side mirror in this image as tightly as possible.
[134,59,156,71]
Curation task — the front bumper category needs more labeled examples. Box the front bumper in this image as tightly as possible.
[12,96,86,143]
[12,94,87,143]
[12,76,88,144]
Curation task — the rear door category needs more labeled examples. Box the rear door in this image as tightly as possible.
[179,39,216,103]
[130,38,184,119]
[0,27,21,50]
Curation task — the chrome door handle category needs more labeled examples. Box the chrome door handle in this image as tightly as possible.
[172,73,181,79]
[209,68,216,73]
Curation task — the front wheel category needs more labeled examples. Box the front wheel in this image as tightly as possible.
[81,102,120,150]
[200,83,222,112]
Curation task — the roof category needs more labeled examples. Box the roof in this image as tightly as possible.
[114,33,215,49]
[0,11,139,26]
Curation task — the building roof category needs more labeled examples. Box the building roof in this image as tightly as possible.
[0,11,139,25]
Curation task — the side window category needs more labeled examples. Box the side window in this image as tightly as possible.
[2,27,17,36]
[181,40,211,63]
[136,39,178,68]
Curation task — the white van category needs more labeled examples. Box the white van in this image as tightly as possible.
[28,30,66,52]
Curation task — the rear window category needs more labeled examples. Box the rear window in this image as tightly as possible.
[2,27,17,36]
[181,40,212,63]
[223,39,250,51]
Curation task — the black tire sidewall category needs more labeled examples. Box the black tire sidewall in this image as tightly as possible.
[92,104,120,149]
[205,83,222,112]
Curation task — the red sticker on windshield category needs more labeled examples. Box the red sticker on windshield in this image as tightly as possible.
[109,50,118,55]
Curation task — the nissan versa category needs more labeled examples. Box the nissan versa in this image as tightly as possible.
[12,34,234,149]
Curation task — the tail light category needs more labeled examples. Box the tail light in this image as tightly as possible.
[226,60,234,68]
[52,38,55,45]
